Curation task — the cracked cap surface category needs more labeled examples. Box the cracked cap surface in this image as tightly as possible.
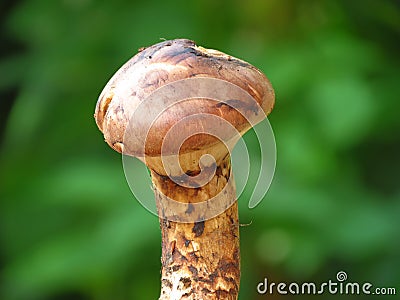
[94,39,275,157]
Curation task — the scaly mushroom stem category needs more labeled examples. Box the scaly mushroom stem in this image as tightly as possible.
[151,155,240,300]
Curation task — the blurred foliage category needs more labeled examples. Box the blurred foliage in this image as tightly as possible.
[0,0,399,299]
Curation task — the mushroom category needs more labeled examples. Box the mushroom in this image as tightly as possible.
[94,39,274,300]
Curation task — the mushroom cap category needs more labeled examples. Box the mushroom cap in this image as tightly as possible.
[94,39,274,158]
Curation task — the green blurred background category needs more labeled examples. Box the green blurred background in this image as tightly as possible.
[0,0,399,299]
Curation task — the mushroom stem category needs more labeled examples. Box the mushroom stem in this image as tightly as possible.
[151,155,240,300]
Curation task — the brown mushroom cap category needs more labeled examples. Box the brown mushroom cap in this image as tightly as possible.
[94,39,274,160]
